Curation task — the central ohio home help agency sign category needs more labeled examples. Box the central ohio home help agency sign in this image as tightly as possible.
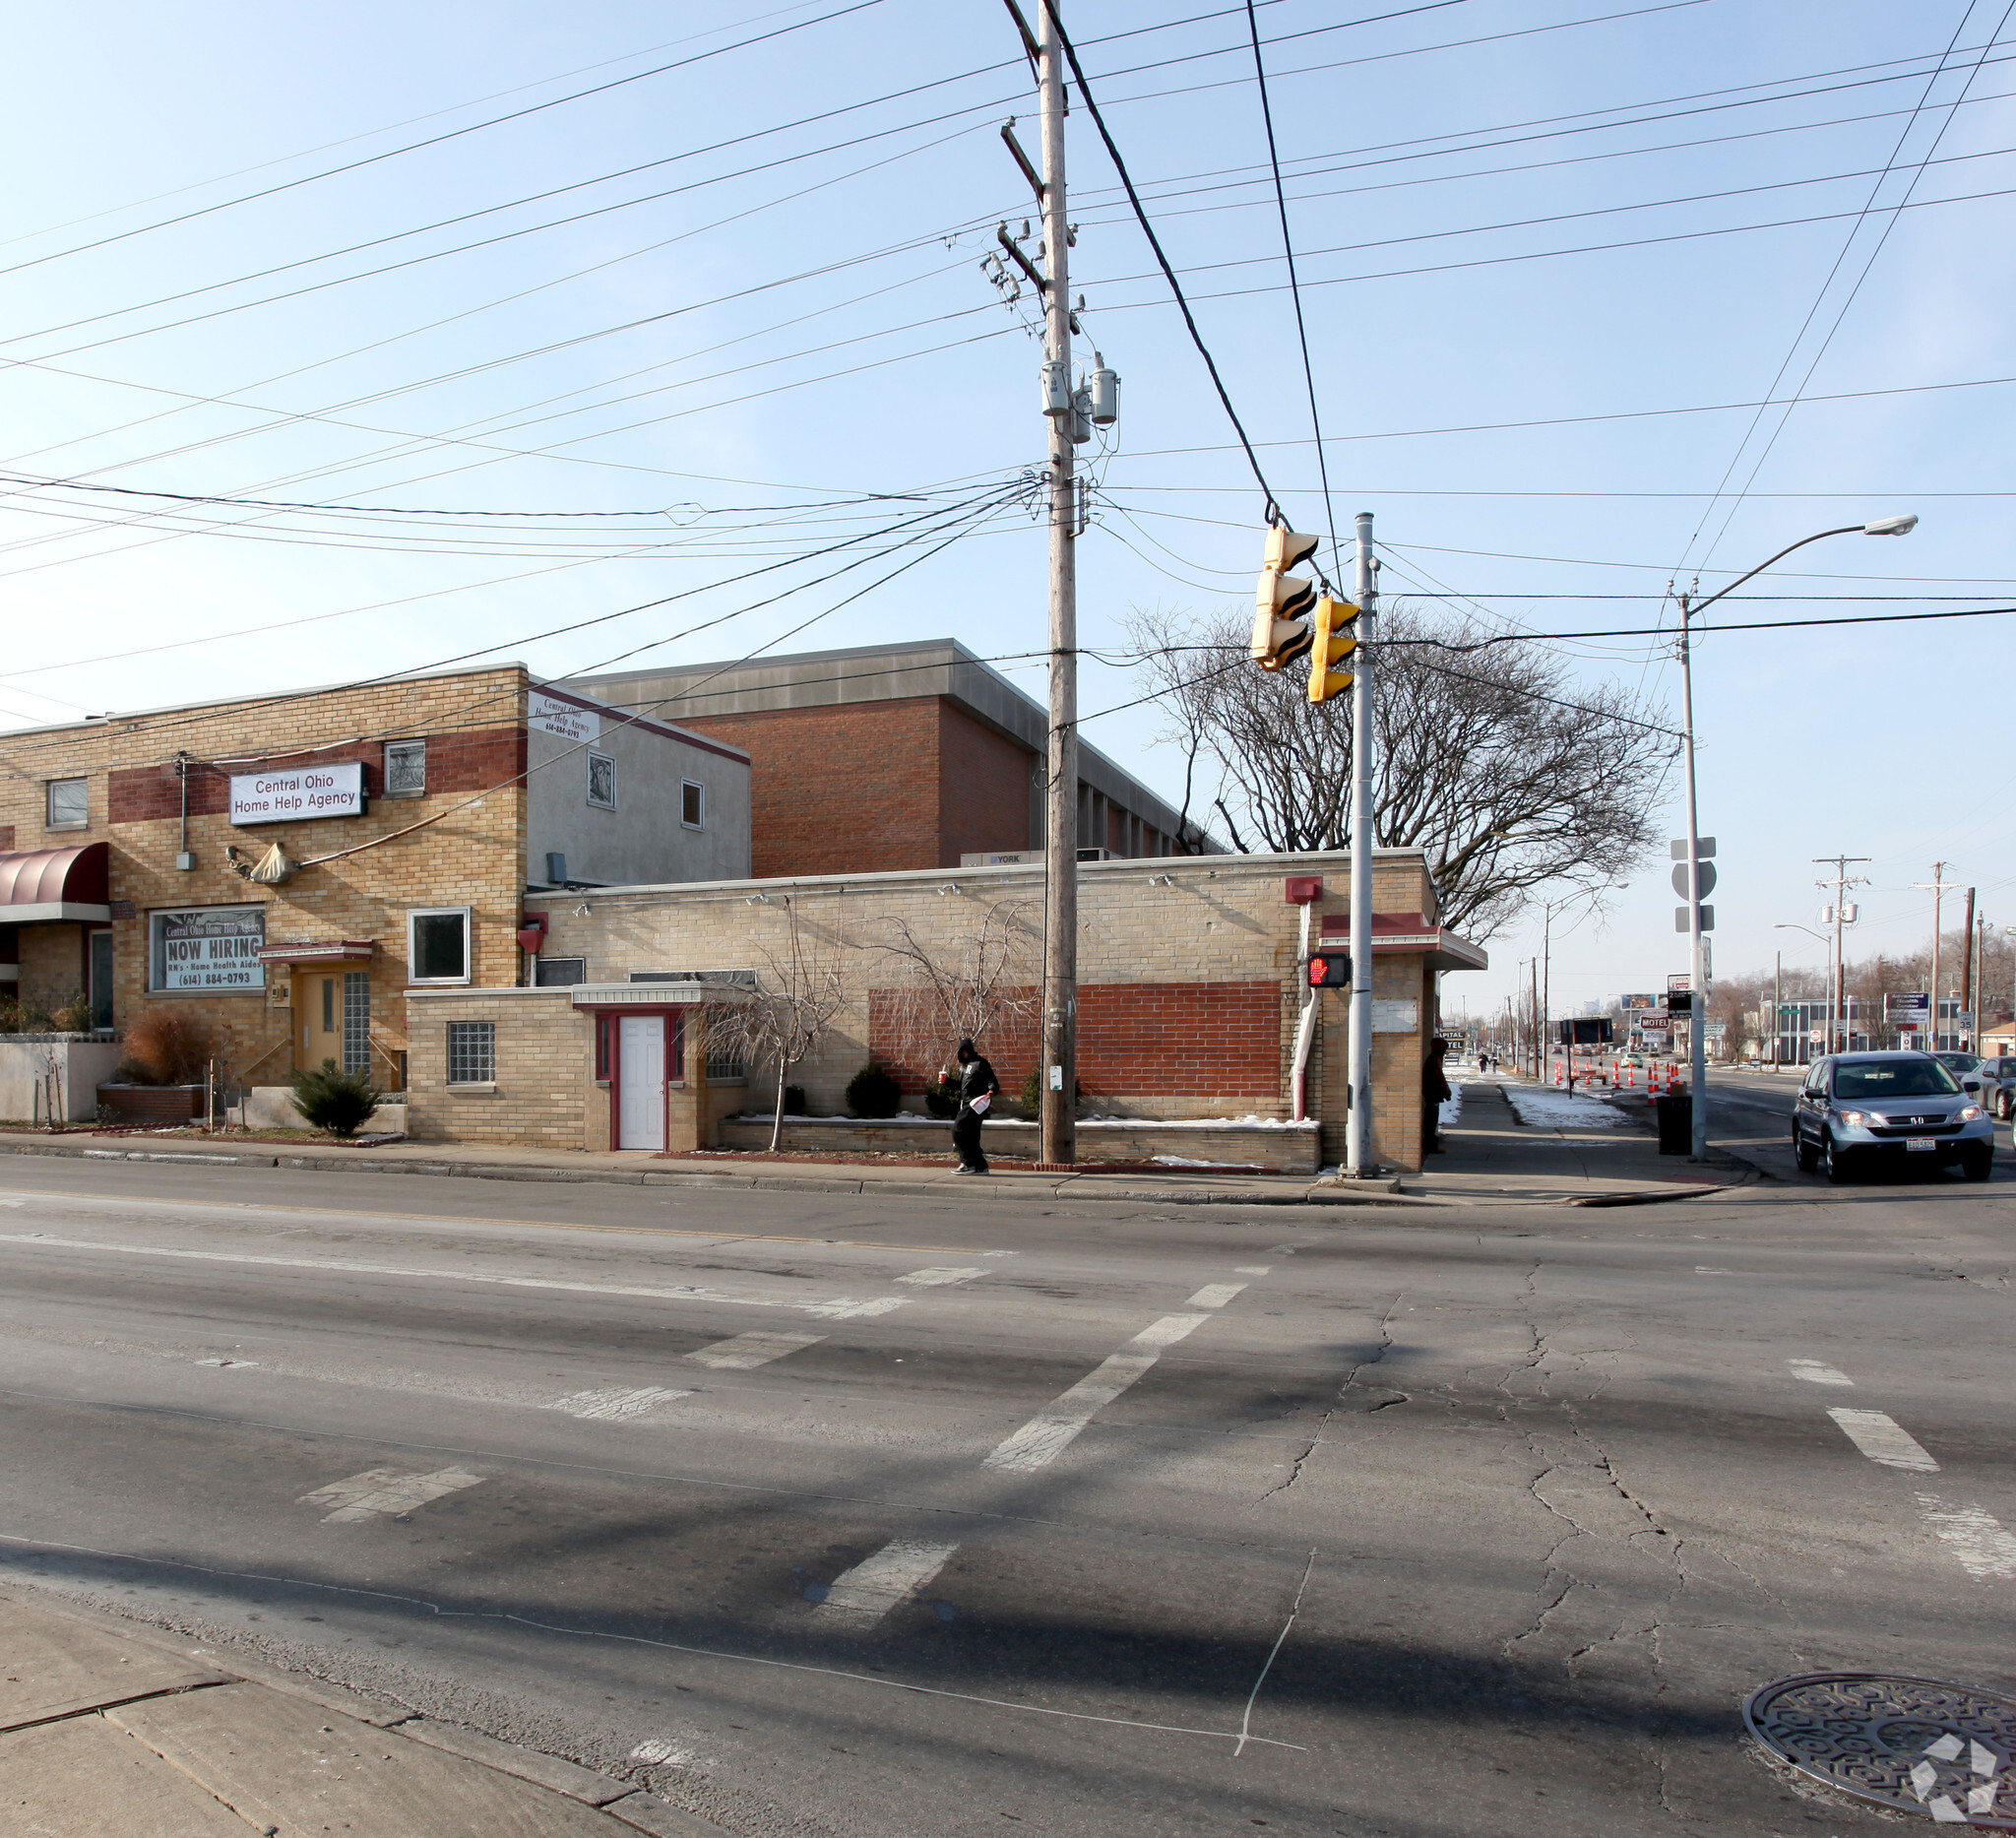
[228,761,364,825]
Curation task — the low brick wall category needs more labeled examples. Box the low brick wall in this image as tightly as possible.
[716,1114,1321,1173]
[96,1083,203,1123]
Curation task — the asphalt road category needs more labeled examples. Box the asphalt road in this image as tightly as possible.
[0,1154,2010,1837]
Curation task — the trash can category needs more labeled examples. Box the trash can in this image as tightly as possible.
[1655,1092,1692,1155]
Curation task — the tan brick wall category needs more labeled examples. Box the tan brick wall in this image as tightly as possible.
[406,988,589,1147]
[502,851,1463,1166]
[0,666,532,1088]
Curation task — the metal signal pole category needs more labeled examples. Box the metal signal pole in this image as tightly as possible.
[1345,510,1377,1174]
[1037,0,1078,1168]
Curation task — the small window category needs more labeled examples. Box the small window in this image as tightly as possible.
[587,752,616,810]
[535,956,586,987]
[45,778,89,829]
[384,740,426,797]
[408,908,472,983]
[446,1020,494,1085]
[681,780,705,829]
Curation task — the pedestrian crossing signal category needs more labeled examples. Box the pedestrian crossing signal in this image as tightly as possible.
[1308,948,1351,988]
[1306,595,1360,704]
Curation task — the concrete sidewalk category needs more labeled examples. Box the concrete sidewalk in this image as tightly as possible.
[1404,1078,1753,1206]
[0,1586,724,1836]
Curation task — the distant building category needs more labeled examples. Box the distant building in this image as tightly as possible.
[565,638,1213,880]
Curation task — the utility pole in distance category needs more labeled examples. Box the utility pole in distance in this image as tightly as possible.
[1912,862,1963,1051]
[1035,0,1077,1168]
[1816,855,1871,1051]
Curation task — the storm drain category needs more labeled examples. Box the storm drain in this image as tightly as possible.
[1745,1673,2016,1826]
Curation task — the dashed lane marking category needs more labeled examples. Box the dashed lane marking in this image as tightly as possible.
[1915,1494,2016,1579]
[1186,1283,1247,1309]
[1788,1359,1855,1386]
[1233,1265,1272,1275]
[893,1266,989,1288]
[813,1538,960,1624]
[982,1314,1211,1472]
[1829,1407,1940,1473]
[1695,1266,1732,1275]
[552,1386,690,1420]
[298,1466,482,1525]
[0,1232,909,1321]
[684,1331,825,1370]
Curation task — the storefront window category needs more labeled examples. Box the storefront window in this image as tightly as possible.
[150,907,266,992]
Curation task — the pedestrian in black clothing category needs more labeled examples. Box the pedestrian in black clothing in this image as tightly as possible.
[947,1038,999,1173]
[1422,1036,1452,1156]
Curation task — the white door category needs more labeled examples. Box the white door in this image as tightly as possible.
[617,1016,666,1151]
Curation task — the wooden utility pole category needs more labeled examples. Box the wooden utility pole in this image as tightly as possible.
[1036,0,1078,1167]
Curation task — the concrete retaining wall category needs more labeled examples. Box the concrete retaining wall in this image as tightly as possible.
[716,1114,1321,1173]
[0,1039,125,1121]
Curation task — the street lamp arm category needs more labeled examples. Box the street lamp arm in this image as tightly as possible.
[1682,527,1862,616]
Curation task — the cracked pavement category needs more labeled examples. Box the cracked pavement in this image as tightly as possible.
[0,1153,2008,1836]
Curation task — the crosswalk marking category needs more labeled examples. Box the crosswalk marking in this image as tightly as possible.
[815,1539,960,1623]
[299,1467,482,1525]
[1915,1494,2016,1579]
[1787,1358,1854,1386]
[983,1313,1210,1472]
[1829,1408,1940,1473]
[553,1385,690,1420]
[685,1331,824,1370]
[1186,1283,1247,1309]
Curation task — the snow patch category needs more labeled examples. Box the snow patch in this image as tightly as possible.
[1501,1086,1629,1130]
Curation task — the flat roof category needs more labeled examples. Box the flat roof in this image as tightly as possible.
[563,638,1210,846]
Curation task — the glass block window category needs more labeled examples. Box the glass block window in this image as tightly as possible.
[384,741,426,797]
[446,1021,494,1085]
[587,752,616,810]
[342,972,370,1077]
[45,778,88,828]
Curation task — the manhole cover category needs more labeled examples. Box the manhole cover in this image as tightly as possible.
[1746,1674,2016,1825]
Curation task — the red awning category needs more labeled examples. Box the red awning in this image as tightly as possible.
[0,842,110,923]
[1321,909,1489,972]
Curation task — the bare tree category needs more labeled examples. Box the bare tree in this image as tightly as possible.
[868,900,1041,1098]
[715,897,847,1152]
[1130,605,1675,939]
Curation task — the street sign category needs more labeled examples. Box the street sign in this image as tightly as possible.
[1886,992,1930,1021]
[1674,904,1716,932]
[1670,860,1719,899]
[1668,974,1691,991]
[1307,948,1351,988]
[1809,1029,1826,1044]
[1670,837,1717,858]
[1704,1021,1727,1039]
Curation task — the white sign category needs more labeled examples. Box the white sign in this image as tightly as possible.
[530,691,600,743]
[1371,998,1419,1034]
[152,906,266,991]
[229,762,363,825]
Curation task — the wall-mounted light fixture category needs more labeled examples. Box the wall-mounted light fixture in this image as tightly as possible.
[1148,873,1175,887]
[744,892,771,906]
[936,883,961,896]
[574,902,592,918]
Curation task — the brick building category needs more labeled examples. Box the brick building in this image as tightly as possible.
[565,639,1214,879]
[0,665,748,1113]
[405,849,1484,1173]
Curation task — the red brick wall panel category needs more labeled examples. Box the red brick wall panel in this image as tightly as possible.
[936,703,1034,866]
[868,979,1279,1102]
[678,700,944,877]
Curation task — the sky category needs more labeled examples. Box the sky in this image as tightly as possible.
[3,0,2012,1019]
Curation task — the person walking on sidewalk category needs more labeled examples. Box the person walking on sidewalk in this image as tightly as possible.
[949,1038,999,1174]
[1422,1036,1452,1155]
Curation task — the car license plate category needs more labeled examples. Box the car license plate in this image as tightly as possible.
[1905,1136,1936,1151]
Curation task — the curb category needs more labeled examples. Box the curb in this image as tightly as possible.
[0,1134,1415,1209]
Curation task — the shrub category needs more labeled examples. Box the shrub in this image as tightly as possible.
[1020,1067,1084,1116]
[923,1083,957,1119]
[288,1059,383,1138]
[48,990,94,1034]
[120,1008,211,1085]
[782,1084,808,1115]
[845,1061,901,1118]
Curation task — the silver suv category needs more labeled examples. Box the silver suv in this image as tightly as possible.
[1792,1050,1993,1183]
[1971,1054,2016,1118]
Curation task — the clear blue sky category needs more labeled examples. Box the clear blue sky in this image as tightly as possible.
[3,0,2011,1012]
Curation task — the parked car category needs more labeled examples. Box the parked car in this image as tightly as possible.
[1792,1051,1993,1183]
[1931,1050,1985,1101]
[1975,1055,2016,1118]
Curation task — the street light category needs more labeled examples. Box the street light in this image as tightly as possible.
[1775,922,1834,1064]
[1674,514,1917,1157]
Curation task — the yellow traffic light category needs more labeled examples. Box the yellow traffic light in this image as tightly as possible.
[1249,527,1320,671]
[1306,595,1359,703]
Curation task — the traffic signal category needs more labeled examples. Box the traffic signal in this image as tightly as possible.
[1307,948,1351,988]
[1250,526,1320,671]
[1305,595,1360,704]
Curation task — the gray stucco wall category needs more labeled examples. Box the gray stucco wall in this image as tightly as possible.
[525,687,750,889]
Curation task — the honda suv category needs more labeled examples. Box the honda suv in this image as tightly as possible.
[1793,1051,1993,1183]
